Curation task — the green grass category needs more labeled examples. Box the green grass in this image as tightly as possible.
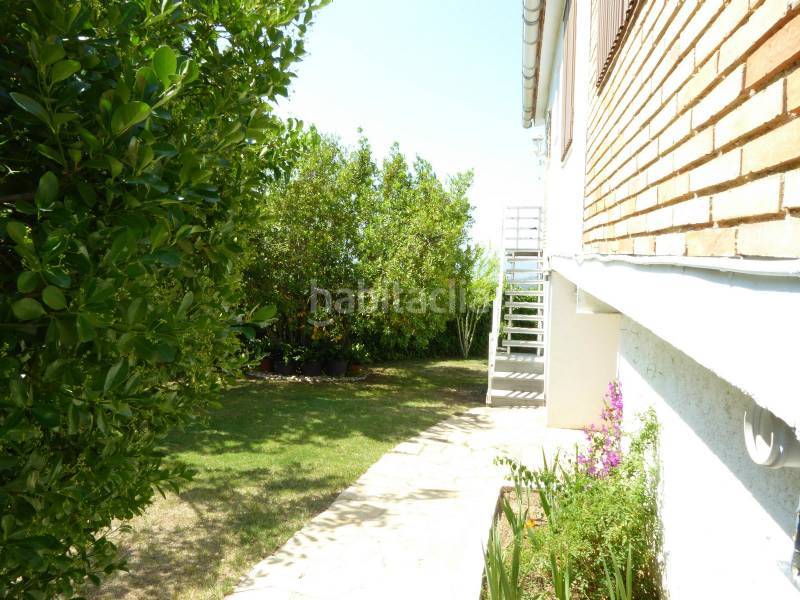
[89,359,486,599]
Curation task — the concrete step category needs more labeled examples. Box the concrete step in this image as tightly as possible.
[501,339,545,349]
[491,371,544,392]
[505,326,544,334]
[504,301,545,309]
[504,314,545,322]
[488,389,545,407]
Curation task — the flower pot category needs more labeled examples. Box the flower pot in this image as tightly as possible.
[348,362,363,376]
[275,359,296,376]
[259,357,275,373]
[324,358,349,377]
[301,359,323,376]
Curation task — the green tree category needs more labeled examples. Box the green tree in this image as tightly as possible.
[0,0,325,595]
[356,147,473,357]
[455,245,498,358]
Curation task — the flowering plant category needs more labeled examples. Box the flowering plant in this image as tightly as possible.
[577,381,624,477]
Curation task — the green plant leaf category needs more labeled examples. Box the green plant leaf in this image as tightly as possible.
[153,46,177,86]
[44,268,71,288]
[12,298,46,321]
[177,291,194,319]
[149,222,169,250]
[42,286,67,310]
[51,59,81,83]
[6,221,29,245]
[103,358,128,393]
[35,171,59,207]
[76,314,95,342]
[10,92,50,126]
[110,101,151,136]
[17,271,39,293]
[252,304,277,322]
[40,43,65,66]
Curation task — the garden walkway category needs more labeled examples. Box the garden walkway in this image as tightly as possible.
[228,406,581,600]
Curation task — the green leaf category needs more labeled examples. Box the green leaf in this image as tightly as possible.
[42,286,67,310]
[252,304,277,322]
[12,298,46,321]
[35,171,59,207]
[177,291,194,319]
[103,358,128,393]
[154,249,180,268]
[51,59,81,83]
[110,101,151,136]
[10,92,50,126]
[6,221,29,245]
[107,155,124,177]
[40,43,65,66]
[44,268,71,288]
[149,222,169,250]
[127,298,146,325]
[153,46,177,86]
[17,271,39,293]
[76,314,95,342]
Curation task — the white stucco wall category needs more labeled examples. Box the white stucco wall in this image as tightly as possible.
[546,271,620,429]
[619,317,800,599]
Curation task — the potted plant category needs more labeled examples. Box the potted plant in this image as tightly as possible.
[300,343,323,376]
[347,342,369,376]
[258,337,276,372]
[275,342,299,376]
[324,344,349,377]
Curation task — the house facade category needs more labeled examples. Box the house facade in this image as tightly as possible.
[519,0,800,597]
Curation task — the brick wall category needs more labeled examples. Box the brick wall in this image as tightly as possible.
[583,0,800,258]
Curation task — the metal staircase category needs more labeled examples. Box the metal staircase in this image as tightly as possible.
[487,206,546,407]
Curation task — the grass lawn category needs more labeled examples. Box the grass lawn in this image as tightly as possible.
[88,358,486,599]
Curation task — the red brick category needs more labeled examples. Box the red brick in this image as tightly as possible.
[673,197,712,227]
[711,175,782,221]
[691,65,745,130]
[718,0,790,74]
[788,67,800,113]
[633,236,657,255]
[657,173,690,204]
[714,79,785,149]
[686,228,738,256]
[737,216,800,257]
[655,233,687,256]
[745,12,800,89]
[673,129,715,172]
[784,169,800,209]
[689,150,742,192]
[741,119,800,174]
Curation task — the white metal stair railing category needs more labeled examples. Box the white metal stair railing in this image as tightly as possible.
[486,206,547,407]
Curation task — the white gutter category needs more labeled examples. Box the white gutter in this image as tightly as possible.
[571,253,800,279]
[522,0,565,128]
[522,0,544,128]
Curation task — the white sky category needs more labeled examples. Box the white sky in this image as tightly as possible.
[276,0,544,249]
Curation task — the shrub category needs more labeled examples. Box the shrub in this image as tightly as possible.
[0,0,324,595]
[494,384,661,599]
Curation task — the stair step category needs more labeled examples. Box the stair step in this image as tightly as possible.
[488,389,545,407]
[504,301,544,309]
[491,372,544,393]
[504,314,545,321]
[495,354,545,374]
[501,339,545,348]
[505,326,544,334]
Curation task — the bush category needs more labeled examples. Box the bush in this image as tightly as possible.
[0,0,324,595]
[490,384,662,600]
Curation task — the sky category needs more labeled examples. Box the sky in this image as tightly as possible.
[276,0,544,249]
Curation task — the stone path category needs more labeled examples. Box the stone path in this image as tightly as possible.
[228,406,582,600]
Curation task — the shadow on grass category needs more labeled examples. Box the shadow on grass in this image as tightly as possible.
[89,359,487,599]
[171,360,487,456]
